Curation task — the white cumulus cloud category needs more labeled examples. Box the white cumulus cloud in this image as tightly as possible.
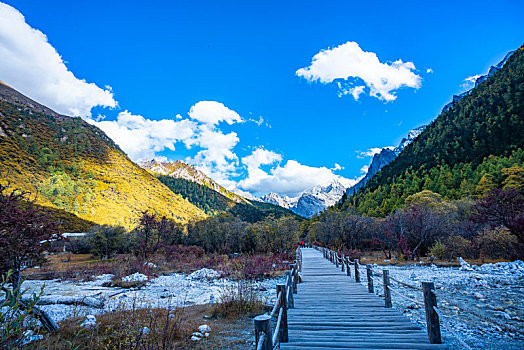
[0,3,116,117]
[189,101,243,125]
[89,111,197,161]
[238,151,352,197]
[357,147,383,158]
[296,41,421,101]
[331,163,344,171]
[242,148,282,171]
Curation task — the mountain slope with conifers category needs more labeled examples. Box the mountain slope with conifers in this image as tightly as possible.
[140,159,249,204]
[156,175,303,222]
[342,45,524,216]
[0,82,206,229]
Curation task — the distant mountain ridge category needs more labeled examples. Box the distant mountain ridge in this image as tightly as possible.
[346,125,426,196]
[442,50,515,112]
[140,159,249,204]
[261,176,356,217]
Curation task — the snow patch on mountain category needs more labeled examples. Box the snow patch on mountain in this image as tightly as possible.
[261,176,357,218]
[347,125,426,196]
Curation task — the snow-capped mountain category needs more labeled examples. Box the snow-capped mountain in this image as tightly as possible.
[261,176,356,218]
[394,126,425,155]
[346,125,426,196]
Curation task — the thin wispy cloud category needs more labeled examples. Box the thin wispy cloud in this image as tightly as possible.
[461,74,482,90]
[296,41,422,101]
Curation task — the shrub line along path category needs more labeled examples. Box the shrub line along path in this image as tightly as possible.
[280,248,447,349]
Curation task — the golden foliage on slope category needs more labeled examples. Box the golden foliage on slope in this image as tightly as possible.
[0,85,206,229]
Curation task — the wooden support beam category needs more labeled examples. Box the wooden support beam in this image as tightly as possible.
[422,282,442,344]
[383,269,392,308]
[254,314,272,350]
[276,284,288,342]
[354,259,360,283]
[367,265,374,293]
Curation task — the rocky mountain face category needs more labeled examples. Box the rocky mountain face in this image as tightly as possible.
[261,176,355,218]
[140,159,249,204]
[0,82,206,229]
[442,50,515,112]
[347,125,426,196]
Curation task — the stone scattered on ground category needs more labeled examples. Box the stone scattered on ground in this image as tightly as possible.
[80,315,96,328]
[122,272,148,282]
[198,324,212,333]
[187,268,221,280]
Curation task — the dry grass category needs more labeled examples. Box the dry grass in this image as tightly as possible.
[357,250,514,266]
[34,304,256,350]
[211,280,266,319]
[23,251,290,283]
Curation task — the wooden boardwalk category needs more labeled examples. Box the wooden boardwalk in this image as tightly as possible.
[281,248,447,350]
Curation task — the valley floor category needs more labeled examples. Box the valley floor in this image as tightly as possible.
[18,258,524,349]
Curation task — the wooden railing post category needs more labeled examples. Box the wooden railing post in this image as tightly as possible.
[341,254,345,272]
[285,271,294,308]
[422,282,442,344]
[354,259,360,283]
[254,314,272,350]
[346,258,351,277]
[383,269,392,308]
[366,265,374,293]
[290,263,298,293]
[335,253,339,268]
[276,284,288,342]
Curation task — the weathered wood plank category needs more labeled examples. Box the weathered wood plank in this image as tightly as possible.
[280,248,447,350]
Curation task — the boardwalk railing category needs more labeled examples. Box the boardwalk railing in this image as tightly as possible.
[255,247,302,350]
[315,246,524,349]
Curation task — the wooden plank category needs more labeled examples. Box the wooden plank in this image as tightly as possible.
[281,248,447,350]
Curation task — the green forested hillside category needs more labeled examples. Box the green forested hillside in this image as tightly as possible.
[157,175,234,214]
[157,175,302,222]
[342,46,524,216]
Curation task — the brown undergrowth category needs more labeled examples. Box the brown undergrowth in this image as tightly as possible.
[34,304,257,350]
[24,249,290,282]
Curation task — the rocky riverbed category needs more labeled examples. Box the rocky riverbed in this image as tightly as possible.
[358,260,524,349]
[21,269,283,324]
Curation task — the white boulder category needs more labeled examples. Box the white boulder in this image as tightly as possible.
[458,257,474,271]
[198,324,212,333]
[122,272,148,282]
[80,315,97,328]
[187,268,220,280]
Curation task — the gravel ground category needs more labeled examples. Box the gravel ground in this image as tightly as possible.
[356,260,524,349]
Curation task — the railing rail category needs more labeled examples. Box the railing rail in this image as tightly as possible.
[313,244,520,348]
[255,246,302,350]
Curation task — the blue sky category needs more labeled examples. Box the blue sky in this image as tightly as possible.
[0,0,523,197]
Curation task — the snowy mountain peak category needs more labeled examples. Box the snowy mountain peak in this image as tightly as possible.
[261,176,357,218]
[394,125,426,155]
